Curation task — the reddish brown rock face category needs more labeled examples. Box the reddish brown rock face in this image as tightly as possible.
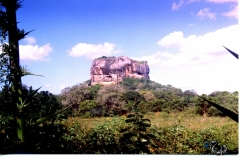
[90,56,150,85]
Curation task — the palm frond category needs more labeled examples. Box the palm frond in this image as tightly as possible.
[198,95,238,123]
[31,105,71,127]
[17,29,34,41]
[20,66,43,77]
[0,0,23,11]
[223,46,238,59]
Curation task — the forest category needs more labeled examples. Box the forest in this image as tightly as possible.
[0,0,238,154]
[60,78,238,119]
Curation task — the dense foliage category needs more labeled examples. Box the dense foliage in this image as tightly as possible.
[0,85,67,153]
[60,78,238,118]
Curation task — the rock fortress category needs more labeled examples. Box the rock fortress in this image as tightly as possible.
[90,56,150,86]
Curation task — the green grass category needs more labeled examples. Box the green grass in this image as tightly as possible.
[144,111,236,130]
[64,111,237,130]
[62,111,238,154]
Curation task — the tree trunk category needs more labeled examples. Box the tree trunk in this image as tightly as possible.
[5,0,25,143]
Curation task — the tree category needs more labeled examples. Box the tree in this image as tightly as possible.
[0,1,71,153]
[139,90,155,102]
[96,84,126,116]
[61,85,87,109]
[119,112,156,154]
[148,99,164,112]
[61,85,100,113]
[123,91,145,112]
[121,78,137,90]
[0,0,27,145]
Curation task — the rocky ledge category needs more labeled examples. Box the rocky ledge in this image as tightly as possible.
[90,56,150,85]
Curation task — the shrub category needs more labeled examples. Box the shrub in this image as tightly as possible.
[119,112,157,154]
[0,86,67,153]
[83,112,91,118]
[79,117,125,154]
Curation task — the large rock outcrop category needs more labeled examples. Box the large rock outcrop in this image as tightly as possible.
[90,56,150,86]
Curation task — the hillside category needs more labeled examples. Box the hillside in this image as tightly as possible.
[60,77,238,118]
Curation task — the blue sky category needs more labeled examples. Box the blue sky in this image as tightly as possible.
[16,0,239,95]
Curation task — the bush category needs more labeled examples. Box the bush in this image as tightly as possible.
[119,112,157,154]
[0,86,67,153]
[78,117,125,154]
[206,106,225,117]
[83,112,91,118]
[152,124,238,154]
[59,114,238,154]
[96,85,126,116]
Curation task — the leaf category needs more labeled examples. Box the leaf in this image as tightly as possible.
[18,96,22,103]
[23,72,44,77]
[31,105,71,127]
[198,95,238,123]
[28,86,41,98]
[223,46,238,59]
[17,29,35,41]
[18,89,22,95]
[16,116,26,143]
[20,66,43,77]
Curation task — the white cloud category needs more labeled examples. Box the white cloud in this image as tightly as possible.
[206,0,238,19]
[24,36,36,45]
[68,42,120,59]
[20,43,53,61]
[1,36,53,61]
[222,5,238,19]
[157,25,239,66]
[172,0,199,10]
[172,0,185,10]
[197,8,216,20]
[45,84,51,87]
[157,31,187,48]
[135,25,239,95]
[188,23,195,27]
[206,0,238,3]
[60,85,66,90]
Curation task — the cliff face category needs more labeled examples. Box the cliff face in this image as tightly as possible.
[90,56,150,86]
